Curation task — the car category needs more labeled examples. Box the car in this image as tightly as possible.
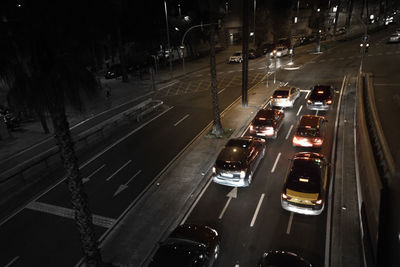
[270,46,289,57]
[258,250,312,267]
[249,108,284,139]
[292,115,327,148]
[336,27,346,35]
[270,86,300,108]
[388,33,400,43]
[149,224,220,267]
[229,52,243,63]
[212,136,266,187]
[248,48,260,59]
[306,85,334,110]
[105,64,122,79]
[261,43,274,54]
[281,152,328,215]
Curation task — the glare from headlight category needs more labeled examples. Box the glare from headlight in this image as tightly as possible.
[212,166,216,173]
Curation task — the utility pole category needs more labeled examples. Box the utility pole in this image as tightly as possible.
[242,0,249,107]
[164,1,173,79]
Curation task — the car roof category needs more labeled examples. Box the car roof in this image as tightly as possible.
[255,108,279,118]
[275,86,291,91]
[299,115,321,128]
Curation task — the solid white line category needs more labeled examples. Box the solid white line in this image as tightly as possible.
[157,80,179,91]
[125,169,142,185]
[181,177,213,224]
[219,197,233,220]
[285,125,294,140]
[271,152,281,173]
[83,164,106,184]
[26,201,116,228]
[286,212,294,234]
[304,90,311,99]
[241,125,251,137]
[250,193,265,227]
[5,256,20,267]
[174,114,190,126]
[218,88,226,94]
[296,105,303,116]
[106,160,132,181]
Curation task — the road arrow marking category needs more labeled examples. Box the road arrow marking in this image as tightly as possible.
[113,170,142,197]
[218,187,237,219]
[82,164,105,184]
[106,160,132,181]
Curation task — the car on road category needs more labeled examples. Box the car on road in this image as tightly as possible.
[281,152,328,215]
[249,48,260,59]
[270,46,289,57]
[292,115,327,148]
[212,136,266,187]
[258,250,312,267]
[306,85,334,110]
[105,64,123,79]
[388,33,400,43]
[249,108,284,139]
[229,51,243,63]
[270,86,300,108]
[149,224,220,267]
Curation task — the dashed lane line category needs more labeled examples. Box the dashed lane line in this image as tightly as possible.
[174,114,190,126]
[296,105,303,116]
[26,201,116,228]
[271,152,281,173]
[83,164,106,184]
[106,160,132,181]
[286,212,294,234]
[285,124,294,140]
[218,88,226,94]
[250,193,265,227]
[5,256,20,267]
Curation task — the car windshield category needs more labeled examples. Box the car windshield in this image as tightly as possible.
[286,159,322,193]
[296,126,320,137]
[273,90,289,97]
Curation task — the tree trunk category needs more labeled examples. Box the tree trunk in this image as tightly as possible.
[49,104,101,266]
[209,26,223,137]
[242,0,249,107]
[345,0,354,39]
[36,109,50,134]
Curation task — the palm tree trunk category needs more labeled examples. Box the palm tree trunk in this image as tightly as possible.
[49,104,101,266]
[209,26,223,136]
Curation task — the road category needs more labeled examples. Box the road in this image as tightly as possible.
[1,25,399,267]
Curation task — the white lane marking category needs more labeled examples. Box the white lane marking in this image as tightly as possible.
[271,152,281,173]
[113,170,142,197]
[5,256,20,267]
[250,193,265,227]
[228,70,235,73]
[286,212,294,234]
[285,124,294,140]
[83,164,106,184]
[174,114,190,126]
[157,80,179,91]
[241,125,251,137]
[106,160,132,181]
[315,110,319,116]
[304,90,311,99]
[26,201,116,228]
[375,83,400,86]
[283,81,288,86]
[181,177,213,224]
[258,67,264,69]
[218,88,226,94]
[296,105,303,116]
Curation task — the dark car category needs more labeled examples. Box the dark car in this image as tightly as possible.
[281,152,328,215]
[261,43,275,55]
[306,85,335,110]
[149,224,220,267]
[212,136,266,187]
[249,48,260,59]
[250,108,284,139]
[258,250,312,267]
[105,64,122,79]
[292,115,327,148]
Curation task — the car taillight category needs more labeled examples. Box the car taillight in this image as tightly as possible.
[312,199,323,205]
[314,138,322,145]
[326,100,332,104]
[212,167,216,174]
[282,193,291,200]
[292,136,299,144]
[307,99,312,104]
[250,125,254,131]
[240,170,246,179]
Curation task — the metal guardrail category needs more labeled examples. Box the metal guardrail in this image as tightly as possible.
[0,99,163,193]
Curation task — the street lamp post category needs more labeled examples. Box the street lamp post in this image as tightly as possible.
[273,49,277,84]
[253,0,256,47]
[181,23,218,77]
[265,54,271,87]
[164,1,173,79]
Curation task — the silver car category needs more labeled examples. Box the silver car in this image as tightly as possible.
[270,86,300,108]
[229,52,243,63]
[388,34,400,43]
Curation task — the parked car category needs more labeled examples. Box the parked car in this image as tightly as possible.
[281,152,328,215]
[270,46,289,57]
[149,224,220,267]
[388,33,400,43]
[105,64,123,79]
[292,115,327,148]
[249,108,284,139]
[270,86,300,108]
[229,52,243,63]
[306,85,334,110]
[212,136,266,187]
[258,250,312,267]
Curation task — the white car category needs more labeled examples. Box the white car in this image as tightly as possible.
[388,34,400,43]
[229,52,243,63]
[270,46,289,57]
[270,86,300,108]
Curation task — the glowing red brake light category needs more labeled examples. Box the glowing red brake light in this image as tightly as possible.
[326,100,332,104]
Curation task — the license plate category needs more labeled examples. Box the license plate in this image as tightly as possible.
[221,173,233,178]
[315,102,322,105]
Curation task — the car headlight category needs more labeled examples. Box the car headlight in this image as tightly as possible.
[212,166,216,174]
[240,170,246,179]
[307,99,312,104]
